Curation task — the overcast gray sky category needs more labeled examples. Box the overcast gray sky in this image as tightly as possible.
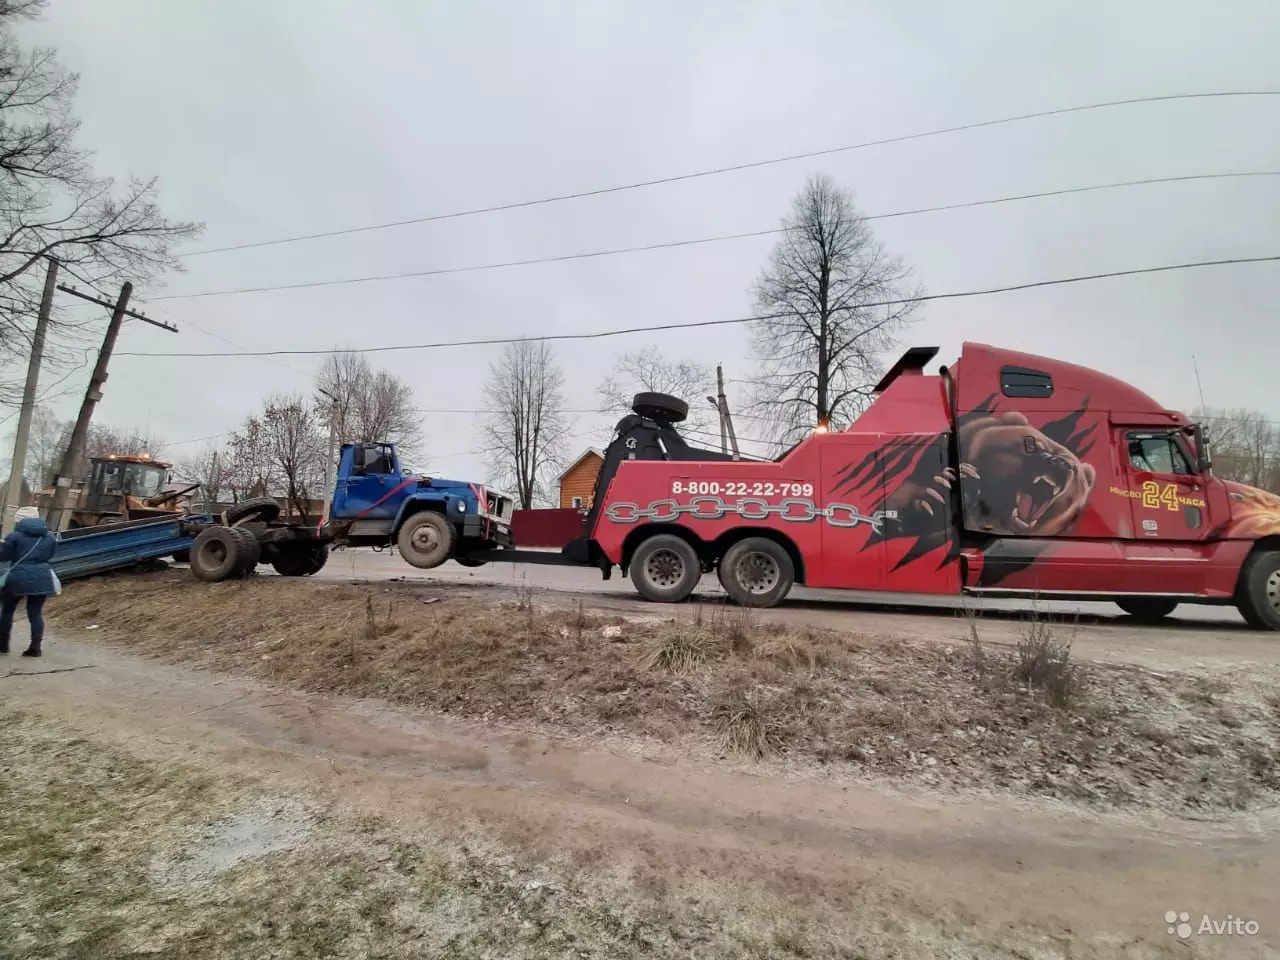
[20,0,1280,479]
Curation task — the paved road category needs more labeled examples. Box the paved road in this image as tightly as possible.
[317,547,1248,624]
[312,550,1280,673]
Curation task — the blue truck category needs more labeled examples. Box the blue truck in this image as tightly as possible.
[182,440,515,581]
[52,440,515,584]
[324,441,514,568]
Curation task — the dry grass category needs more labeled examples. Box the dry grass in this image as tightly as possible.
[1012,612,1082,708]
[642,625,720,672]
[714,686,774,760]
[48,572,1280,815]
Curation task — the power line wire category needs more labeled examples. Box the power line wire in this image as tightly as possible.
[154,170,1280,301]
[178,90,1280,257]
[120,254,1280,359]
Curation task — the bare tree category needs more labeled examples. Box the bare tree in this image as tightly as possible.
[1195,408,1280,492]
[748,174,919,447]
[19,402,60,486]
[175,443,233,506]
[314,351,423,460]
[262,395,325,519]
[0,2,200,401]
[481,339,568,509]
[226,416,276,503]
[596,346,715,435]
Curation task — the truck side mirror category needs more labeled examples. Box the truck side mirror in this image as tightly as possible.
[1191,424,1212,474]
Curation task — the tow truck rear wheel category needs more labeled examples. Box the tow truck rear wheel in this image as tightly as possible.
[1115,597,1179,622]
[718,537,795,608]
[397,510,456,569]
[1236,550,1280,631]
[630,534,700,603]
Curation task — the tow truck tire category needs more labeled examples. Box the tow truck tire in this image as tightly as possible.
[1236,550,1280,631]
[190,527,251,582]
[632,391,689,424]
[630,534,700,603]
[225,497,282,525]
[397,511,456,569]
[718,537,794,608]
[271,543,329,577]
[1115,597,1179,622]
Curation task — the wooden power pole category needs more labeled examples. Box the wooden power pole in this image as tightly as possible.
[2,259,59,534]
[707,365,740,460]
[44,282,178,531]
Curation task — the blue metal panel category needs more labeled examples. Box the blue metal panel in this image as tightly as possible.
[41,515,211,582]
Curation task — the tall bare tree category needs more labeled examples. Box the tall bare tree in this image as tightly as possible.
[481,339,567,509]
[1195,408,1280,492]
[262,395,325,520]
[748,174,919,446]
[0,1,200,402]
[226,416,276,502]
[175,443,233,506]
[314,351,423,459]
[596,346,715,436]
[19,402,59,486]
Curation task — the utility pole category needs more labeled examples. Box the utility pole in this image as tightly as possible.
[706,365,740,460]
[718,365,740,460]
[318,387,339,531]
[715,364,728,454]
[2,259,59,534]
[45,282,178,531]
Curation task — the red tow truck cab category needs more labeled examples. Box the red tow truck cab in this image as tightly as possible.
[573,342,1280,628]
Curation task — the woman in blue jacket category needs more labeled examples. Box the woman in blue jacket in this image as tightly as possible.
[0,515,58,657]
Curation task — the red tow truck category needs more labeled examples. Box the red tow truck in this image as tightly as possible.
[493,343,1280,628]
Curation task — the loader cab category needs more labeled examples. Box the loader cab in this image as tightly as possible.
[84,455,170,513]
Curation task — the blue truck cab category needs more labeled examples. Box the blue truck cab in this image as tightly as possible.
[329,441,514,568]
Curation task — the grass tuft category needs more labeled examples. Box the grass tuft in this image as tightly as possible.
[642,625,719,673]
[1013,612,1082,708]
[715,688,774,760]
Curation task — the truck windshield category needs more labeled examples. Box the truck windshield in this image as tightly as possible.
[124,463,166,498]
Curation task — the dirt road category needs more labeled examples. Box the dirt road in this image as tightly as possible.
[316,550,1280,673]
[5,635,1276,957]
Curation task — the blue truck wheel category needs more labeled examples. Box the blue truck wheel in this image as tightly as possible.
[396,511,456,569]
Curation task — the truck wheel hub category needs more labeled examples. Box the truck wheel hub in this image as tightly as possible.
[1268,568,1280,614]
[737,552,779,594]
[201,542,227,565]
[411,526,440,551]
[645,548,684,587]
